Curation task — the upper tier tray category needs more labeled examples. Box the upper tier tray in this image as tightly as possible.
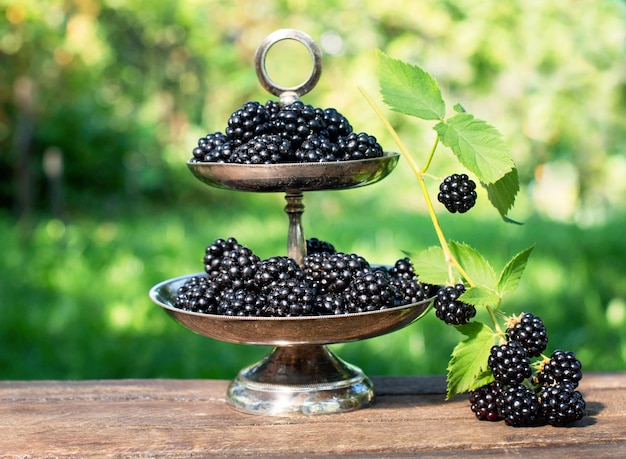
[187,153,400,193]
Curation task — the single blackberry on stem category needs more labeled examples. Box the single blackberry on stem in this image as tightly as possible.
[437,173,477,213]
[337,132,384,160]
[232,134,292,164]
[496,383,542,427]
[225,101,271,146]
[539,383,586,426]
[433,283,476,325]
[488,341,532,386]
[535,349,583,389]
[306,237,336,255]
[505,312,548,357]
[469,382,501,422]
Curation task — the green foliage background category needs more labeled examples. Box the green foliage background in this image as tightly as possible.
[1,0,625,380]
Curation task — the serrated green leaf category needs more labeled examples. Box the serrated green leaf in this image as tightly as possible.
[497,245,535,295]
[448,241,498,290]
[434,113,514,184]
[446,322,497,399]
[483,167,520,220]
[459,286,500,308]
[377,50,446,121]
[410,246,452,285]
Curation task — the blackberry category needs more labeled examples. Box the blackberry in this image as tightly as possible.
[343,269,397,313]
[505,313,548,357]
[496,384,542,427]
[304,251,370,294]
[306,237,336,255]
[488,341,532,386]
[388,257,416,280]
[265,278,317,317]
[271,101,326,150]
[319,107,353,141]
[433,283,476,325]
[192,132,235,162]
[218,288,263,316]
[264,100,282,119]
[337,132,384,160]
[315,292,347,315]
[203,237,240,278]
[174,276,220,314]
[437,173,478,213]
[388,272,427,306]
[535,350,583,389]
[232,134,292,164]
[539,383,586,426]
[294,133,339,162]
[225,101,271,146]
[469,382,501,422]
[254,256,304,294]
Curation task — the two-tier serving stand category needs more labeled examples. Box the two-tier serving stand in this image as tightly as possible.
[150,29,432,416]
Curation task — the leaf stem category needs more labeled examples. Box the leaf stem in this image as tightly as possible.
[422,136,439,174]
[358,86,475,287]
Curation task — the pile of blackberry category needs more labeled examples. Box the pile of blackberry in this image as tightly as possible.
[191,100,384,164]
[174,237,430,317]
[469,313,586,427]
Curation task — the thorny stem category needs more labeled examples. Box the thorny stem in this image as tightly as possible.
[358,86,475,287]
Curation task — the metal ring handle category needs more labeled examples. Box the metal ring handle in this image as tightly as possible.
[255,29,323,101]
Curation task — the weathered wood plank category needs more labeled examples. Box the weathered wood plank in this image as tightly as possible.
[0,373,624,458]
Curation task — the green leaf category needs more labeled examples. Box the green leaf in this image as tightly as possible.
[410,246,452,286]
[434,113,514,184]
[446,322,497,399]
[483,167,520,220]
[377,50,446,121]
[497,245,535,295]
[453,103,466,113]
[448,241,498,290]
[459,286,500,308]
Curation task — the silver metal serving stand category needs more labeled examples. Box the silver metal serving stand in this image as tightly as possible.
[150,29,432,416]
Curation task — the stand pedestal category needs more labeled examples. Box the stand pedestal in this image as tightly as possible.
[227,345,374,415]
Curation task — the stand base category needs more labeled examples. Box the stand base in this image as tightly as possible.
[227,345,374,415]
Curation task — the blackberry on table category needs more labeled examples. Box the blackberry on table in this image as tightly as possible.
[203,237,240,278]
[437,173,477,214]
[505,312,548,357]
[539,383,586,426]
[271,101,326,150]
[388,257,416,280]
[433,283,476,325]
[218,287,263,316]
[496,383,542,427]
[488,341,532,386]
[535,349,583,389]
[225,101,271,146]
[304,251,370,294]
[337,132,383,160]
[306,238,336,255]
[469,382,501,422]
[320,107,353,141]
[389,275,427,306]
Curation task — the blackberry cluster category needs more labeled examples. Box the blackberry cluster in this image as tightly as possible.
[191,100,384,164]
[433,283,475,325]
[174,237,430,317]
[437,173,477,213]
[469,313,586,427]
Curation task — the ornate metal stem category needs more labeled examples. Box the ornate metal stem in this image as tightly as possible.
[285,191,306,265]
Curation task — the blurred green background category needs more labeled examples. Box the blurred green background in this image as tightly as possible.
[1,0,625,380]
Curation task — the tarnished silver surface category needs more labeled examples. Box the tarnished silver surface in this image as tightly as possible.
[187,153,400,193]
[149,272,432,346]
[254,28,323,104]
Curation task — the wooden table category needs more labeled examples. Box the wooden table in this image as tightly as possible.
[1,373,624,457]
